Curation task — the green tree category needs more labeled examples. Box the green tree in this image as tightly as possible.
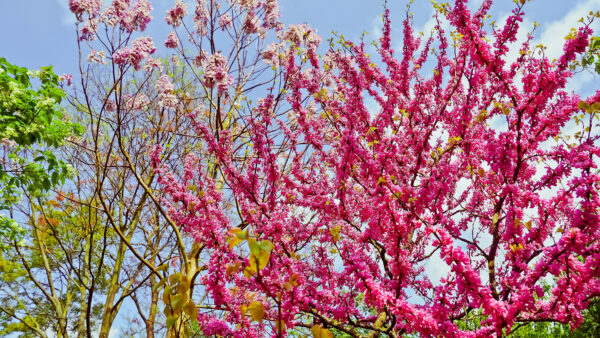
[510,299,600,337]
[0,57,81,244]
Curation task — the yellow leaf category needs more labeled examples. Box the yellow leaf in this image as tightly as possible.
[172,294,188,312]
[249,251,271,271]
[329,226,341,242]
[227,229,247,248]
[226,262,241,276]
[311,325,334,338]
[166,316,178,329]
[183,301,198,320]
[248,238,260,256]
[169,273,182,285]
[259,240,274,253]
[244,266,256,278]
[248,301,265,322]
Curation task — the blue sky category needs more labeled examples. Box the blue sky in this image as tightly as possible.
[1,0,598,80]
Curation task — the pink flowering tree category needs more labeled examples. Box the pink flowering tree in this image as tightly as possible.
[65,0,291,336]
[66,0,600,336]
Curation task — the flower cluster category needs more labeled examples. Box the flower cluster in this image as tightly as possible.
[218,13,232,30]
[165,0,187,27]
[69,0,102,19]
[155,75,177,108]
[202,52,233,95]
[112,36,156,70]
[165,31,179,48]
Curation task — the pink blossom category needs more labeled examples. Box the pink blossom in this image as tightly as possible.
[124,93,149,110]
[143,0,600,336]
[105,99,116,112]
[143,57,163,72]
[236,0,258,9]
[100,0,152,32]
[79,17,99,40]
[165,0,187,27]
[165,31,179,48]
[125,0,153,31]
[218,13,232,30]
[203,52,233,95]
[112,36,156,70]
[262,0,279,28]
[59,74,73,86]
[243,10,260,35]
[155,75,177,108]
[87,49,107,64]
[69,0,102,19]
[262,42,282,67]
[193,0,209,36]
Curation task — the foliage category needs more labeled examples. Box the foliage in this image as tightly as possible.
[0,57,81,244]
[577,35,600,74]
[509,298,600,337]
[0,195,107,337]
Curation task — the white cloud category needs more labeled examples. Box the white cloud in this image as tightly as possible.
[56,0,76,26]
[535,0,600,93]
[536,0,600,61]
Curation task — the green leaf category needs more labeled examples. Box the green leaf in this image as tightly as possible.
[166,316,178,329]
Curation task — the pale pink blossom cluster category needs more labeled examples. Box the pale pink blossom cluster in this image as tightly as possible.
[87,49,107,64]
[112,36,156,70]
[203,52,233,95]
[79,18,99,40]
[155,75,177,108]
[99,0,153,32]
[262,0,279,28]
[280,23,320,50]
[262,42,282,67]
[218,13,232,30]
[165,0,187,27]
[124,93,150,110]
[59,74,73,86]
[105,99,116,112]
[236,0,258,9]
[69,0,102,19]
[165,31,179,48]
[143,57,163,72]
[243,10,261,35]
[194,0,209,36]
[123,0,153,31]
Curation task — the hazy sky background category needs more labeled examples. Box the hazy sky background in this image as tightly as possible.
[1,0,599,82]
[1,0,599,336]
